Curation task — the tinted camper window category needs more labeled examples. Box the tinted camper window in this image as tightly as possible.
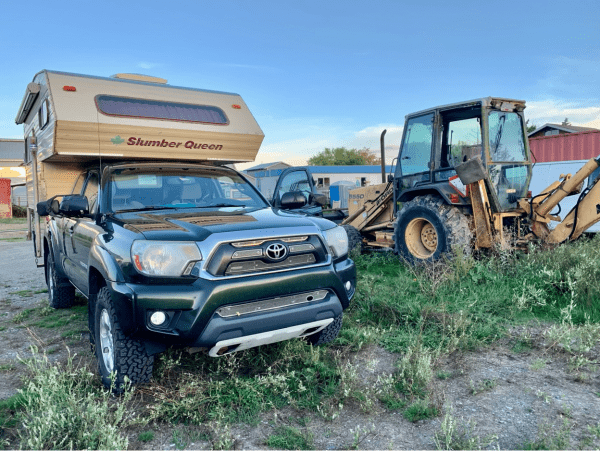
[95,95,228,125]
[39,99,50,129]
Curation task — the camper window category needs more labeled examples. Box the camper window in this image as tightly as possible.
[95,95,229,125]
[38,99,50,130]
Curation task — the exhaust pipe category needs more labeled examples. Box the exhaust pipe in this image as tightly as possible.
[380,129,387,183]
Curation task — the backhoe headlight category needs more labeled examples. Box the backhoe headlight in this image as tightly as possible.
[131,241,202,277]
[322,226,348,258]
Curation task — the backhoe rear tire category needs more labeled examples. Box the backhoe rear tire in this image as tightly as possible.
[394,195,472,264]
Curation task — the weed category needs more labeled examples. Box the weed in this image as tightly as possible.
[266,426,313,450]
[587,422,600,438]
[349,424,376,449]
[138,430,154,442]
[469,378,497,395]
[16,347,132,449]
[535,390,552,403]
[33,289,48,294]
[9,290,32,298]
[396,342,435,399]
[436,371,452,380]
[524,417,572,449]
[172,429,187,450]
[434,405,498,450]
[0,393,25,430]
[209,420,234,450]
[0,364,15,372]
[530,358,547,371]
[403,399,438,422]
[12,309,35,323]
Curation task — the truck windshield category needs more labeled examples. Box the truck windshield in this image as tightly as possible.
[108,168,267,212]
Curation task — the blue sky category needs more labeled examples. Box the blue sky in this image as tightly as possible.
[1,0,599,169]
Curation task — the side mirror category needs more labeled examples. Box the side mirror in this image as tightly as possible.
[59,195,89,217]
[36,197,61,216]
[387,174,394,183]
[281,191,307,209]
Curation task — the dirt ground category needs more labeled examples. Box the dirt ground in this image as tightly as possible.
[1,240,600,450]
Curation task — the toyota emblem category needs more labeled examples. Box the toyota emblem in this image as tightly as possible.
[265,243,288,261]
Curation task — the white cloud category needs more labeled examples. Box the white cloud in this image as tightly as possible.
[525,99,600,127]
[343,123,404,163]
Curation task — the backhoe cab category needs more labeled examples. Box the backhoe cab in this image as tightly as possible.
[394,97,600,262]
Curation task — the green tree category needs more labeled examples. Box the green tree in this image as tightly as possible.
[308,147,381,166]
[525,119,537,134]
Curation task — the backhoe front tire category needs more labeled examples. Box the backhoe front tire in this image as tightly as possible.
[94,286,154,392]
[394,195,471,264]
[46,251,75,309]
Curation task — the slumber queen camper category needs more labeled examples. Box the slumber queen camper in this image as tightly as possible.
[16,70,265,261]
[14,70,355,390]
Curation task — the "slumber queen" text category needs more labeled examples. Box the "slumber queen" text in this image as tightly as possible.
[127,137,223,150]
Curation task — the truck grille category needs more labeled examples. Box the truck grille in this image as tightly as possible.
[205,235,327,277]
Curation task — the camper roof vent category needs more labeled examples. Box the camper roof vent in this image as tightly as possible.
[111,73,168,84]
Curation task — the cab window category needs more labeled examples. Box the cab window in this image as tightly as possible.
[82,173,100,214]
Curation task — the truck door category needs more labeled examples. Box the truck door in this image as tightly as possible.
[64,171,100,293]
[272,168,323,216]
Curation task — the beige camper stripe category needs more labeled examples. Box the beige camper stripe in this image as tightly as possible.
[52,120,263,162]
[55,120,100,156]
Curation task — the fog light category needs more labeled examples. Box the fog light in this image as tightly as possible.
[345,281,352,291]
[150,311,167,326]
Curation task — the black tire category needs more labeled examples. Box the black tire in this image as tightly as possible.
[94,286,154,392]
[342,224,363,254]
[306,314,343,346]
[46,251,75,309]
[394,195,472,264]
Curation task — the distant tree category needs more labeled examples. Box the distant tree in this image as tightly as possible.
[525,119,537,133]
[561,118,571,126]
[308,147,381,166]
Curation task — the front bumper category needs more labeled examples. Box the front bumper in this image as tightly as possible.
[107,258,355,350]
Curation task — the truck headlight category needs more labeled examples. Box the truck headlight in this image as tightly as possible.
[131,241,202,277]
[322,226,348,258]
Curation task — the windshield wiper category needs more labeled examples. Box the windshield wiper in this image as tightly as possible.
[113,205,180,213]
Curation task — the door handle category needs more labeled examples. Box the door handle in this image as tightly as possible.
[68,225,75,236]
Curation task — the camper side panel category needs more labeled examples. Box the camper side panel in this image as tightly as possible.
[46,72,264,163]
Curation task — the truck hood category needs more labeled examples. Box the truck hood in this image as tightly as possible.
[112,207,335,242]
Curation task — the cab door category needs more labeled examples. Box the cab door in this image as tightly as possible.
[272,167,323,216]
[64,171,100,293]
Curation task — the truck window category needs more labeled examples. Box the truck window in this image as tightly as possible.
[83,173,99,213]
[108,168,267,212]
[71,173,86,195]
